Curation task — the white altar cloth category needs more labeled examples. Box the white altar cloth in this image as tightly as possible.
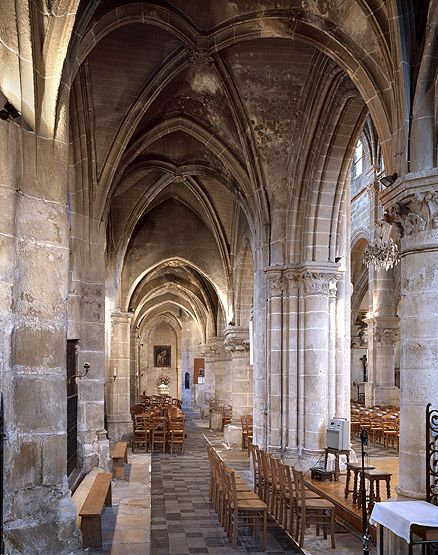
[370,500,438,543]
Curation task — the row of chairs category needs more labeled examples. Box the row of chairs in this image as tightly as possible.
[251,444,336,549]
[351,403,400,449]
[132,412,185,454]
[207,445,268,549]
[139,394,182,409]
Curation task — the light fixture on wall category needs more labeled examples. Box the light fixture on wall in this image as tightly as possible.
[105,368,117,385]
[363,221,400,271]
[68,362,91,383]
[379,173,398,188]
[0,101,20,121]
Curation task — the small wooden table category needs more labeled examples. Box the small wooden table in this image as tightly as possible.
[344,462,375,504]
[359,469,392,512]
[324,447,350,481]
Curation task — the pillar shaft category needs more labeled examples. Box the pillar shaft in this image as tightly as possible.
[224,326,252,422]
[382,170,438,498]
[301,268,337,455]
[1,129,80,553]
[106,311,133,439]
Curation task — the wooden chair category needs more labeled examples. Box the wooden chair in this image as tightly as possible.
[292,468,336,549]
[151,418,167,453]
[250,443,260,496]
[168,420,185,454]
[223,466,268,549]
[269,455,282,521]
[259,449,274,506]
[132,413,150,453]
[383,415,399,449]
[222,405,232,430]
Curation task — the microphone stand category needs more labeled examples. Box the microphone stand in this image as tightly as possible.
[360,429,371,555]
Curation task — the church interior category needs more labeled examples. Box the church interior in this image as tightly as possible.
[1,1,438,554]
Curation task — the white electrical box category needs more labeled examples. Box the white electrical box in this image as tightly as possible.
[326,418,350,451]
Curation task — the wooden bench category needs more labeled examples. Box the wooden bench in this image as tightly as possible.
[79,472,112,549]
[111,441,128,480]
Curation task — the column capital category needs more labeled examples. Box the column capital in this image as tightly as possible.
[264,266,284,297]
[224,325,250,355]
[283,267,300,295]
[373,316,400,346]
[381,169,438,243]
[111,310,134,324]
[299,262,340,296]
[200,337,219,362]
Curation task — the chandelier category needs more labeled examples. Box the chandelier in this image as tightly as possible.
[363,221,400,271]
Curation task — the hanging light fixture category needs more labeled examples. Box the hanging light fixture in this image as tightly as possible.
[363,221,400,271]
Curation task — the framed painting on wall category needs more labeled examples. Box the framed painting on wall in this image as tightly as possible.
[154,345,171,367]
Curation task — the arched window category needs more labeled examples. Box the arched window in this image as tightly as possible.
[353,140,363,178]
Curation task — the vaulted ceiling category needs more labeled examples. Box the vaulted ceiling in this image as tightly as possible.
[68,0,384,333]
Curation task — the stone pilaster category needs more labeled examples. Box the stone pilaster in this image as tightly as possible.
[300,264,339,458]
[224,325,252,422]
[106,311,133,439]
[382,169,438,499]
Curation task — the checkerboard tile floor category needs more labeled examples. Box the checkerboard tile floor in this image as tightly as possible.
[150,411,303,555]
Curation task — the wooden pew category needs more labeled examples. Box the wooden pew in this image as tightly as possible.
[79,472,112,549]
[111,441,128,480]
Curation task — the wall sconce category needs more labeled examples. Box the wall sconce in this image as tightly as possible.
[105,368,117,386]
[68,362,91,383]
[0,101,20,121]
[380,173,398,188]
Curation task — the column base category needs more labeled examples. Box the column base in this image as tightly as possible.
[224,424,242,447]
[4,491,81,555]
[106,413,132,440]
[374,385,400,406]
[365,383,400,406]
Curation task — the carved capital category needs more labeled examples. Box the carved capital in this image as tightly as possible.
[386,189,438,238]
[301,272,333,295]
[200,339,219,363]
[224,326,250,354]
[284,269,300,295]
[265,268,283,298]
[375,327,399,346]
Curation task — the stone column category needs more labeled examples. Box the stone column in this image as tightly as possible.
[213,337,231,404]
[382,170,438,499]
[284,269,299,458]
[224,325,252,422]
[252,268,268,449]
[300,264,338,459]
[106,311,133,439]
[200,337,218,402]
[1,129,80,552]
[264,268,283,452]
[365,315,400,406]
